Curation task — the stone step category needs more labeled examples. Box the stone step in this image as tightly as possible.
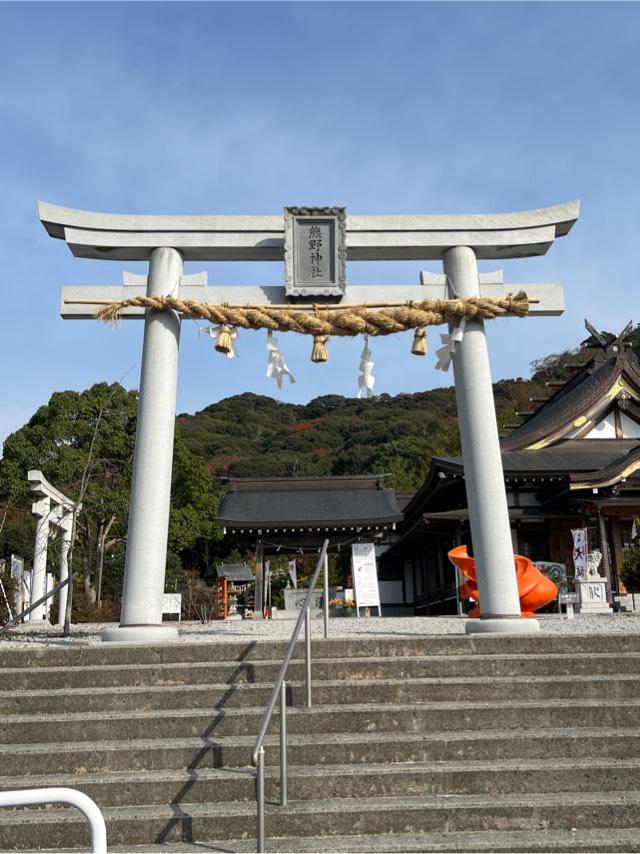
[4,631,640,668]
[5,698,640,744]
[2,651,639,690]
[5,672,640,715]
[3,791,640,850]
[101,828,640,853]
[2,727,640,778]
[2,758,640,808]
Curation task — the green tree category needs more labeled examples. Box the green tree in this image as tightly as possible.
[0,383,137,603]
[168,428,221,577]
[0,383,221,608]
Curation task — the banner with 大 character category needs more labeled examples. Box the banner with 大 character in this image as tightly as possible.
[571,529,588,580]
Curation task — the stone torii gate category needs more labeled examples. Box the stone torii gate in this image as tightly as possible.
[28,470,76,625]
[40,200,579,641]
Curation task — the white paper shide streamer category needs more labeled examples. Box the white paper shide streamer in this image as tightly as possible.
[435,316,467,372]
[266,330,295,389]
[357,337,375,399]
[198,324,239,359]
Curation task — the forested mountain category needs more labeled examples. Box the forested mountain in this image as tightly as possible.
[176,373,549,491]
[178,323,640,491]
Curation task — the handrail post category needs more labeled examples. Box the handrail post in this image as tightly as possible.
[305,606,312,708]
[257,747,266,853]
[280,679,288,806]
[251,539,328,853]
[323,550,330,639]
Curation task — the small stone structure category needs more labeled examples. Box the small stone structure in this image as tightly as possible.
[27,470,77,625]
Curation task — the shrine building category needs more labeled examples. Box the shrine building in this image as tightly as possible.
[381,323,640,614]
[218,475,402,551]
[216,323,640,617]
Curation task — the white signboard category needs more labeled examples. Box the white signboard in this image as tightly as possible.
[10,555,24,581]
[351,543,381,616]
[162,593,182,620]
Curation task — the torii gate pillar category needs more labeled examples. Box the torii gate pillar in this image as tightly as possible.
[103,248,183,643]
[444,247,527,632]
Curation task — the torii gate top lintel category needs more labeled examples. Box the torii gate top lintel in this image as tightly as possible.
[27,469,76,513]
[38,199,579,262]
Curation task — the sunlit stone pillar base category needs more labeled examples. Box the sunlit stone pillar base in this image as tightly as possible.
[465,617,540,635]
[102,624,179,644]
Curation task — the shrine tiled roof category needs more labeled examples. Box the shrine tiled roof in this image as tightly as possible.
[216,563,254,583]
[501,323,640,451]
[435,439,640,478]
[218,478,402,528]
[500,357,620,451]
[218,476,402,529]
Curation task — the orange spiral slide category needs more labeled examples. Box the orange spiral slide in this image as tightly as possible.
[448,545,558,618]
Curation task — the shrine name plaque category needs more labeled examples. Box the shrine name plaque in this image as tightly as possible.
[284,206,346,297]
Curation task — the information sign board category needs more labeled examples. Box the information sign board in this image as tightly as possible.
[351,543,381,616]
[162,593,182,621]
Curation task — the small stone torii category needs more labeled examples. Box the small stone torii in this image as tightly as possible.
[28,470,77,625]
[39,200,579,641]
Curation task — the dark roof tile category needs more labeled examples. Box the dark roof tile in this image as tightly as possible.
[216,563,254,582]
[218,486,402,527]
[436,439,640,476]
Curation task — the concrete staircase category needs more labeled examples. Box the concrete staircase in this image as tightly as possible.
[1,633,640,852]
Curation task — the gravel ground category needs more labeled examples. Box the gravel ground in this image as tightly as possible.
[3,612,640,648]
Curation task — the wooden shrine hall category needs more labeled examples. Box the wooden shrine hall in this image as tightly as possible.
[218,474,403,614]
[218,475,403,553]
[381,322,640,614]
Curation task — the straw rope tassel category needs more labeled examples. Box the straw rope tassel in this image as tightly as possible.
[411,327,427,356]
[311,335,329,363]
[215,324,233,355]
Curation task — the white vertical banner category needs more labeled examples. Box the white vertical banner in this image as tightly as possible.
[288,559,297,588]
[21,570,32,622]
[351,543,381,616]
[572,529,588,580]
[264,560,271,614]
[254,543,264,618]
[10,555,25,618]
[45,573,54,620]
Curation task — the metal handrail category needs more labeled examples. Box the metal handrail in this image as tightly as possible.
[0,577,69,636]
[0,786,107,853]
[252,538,329,853]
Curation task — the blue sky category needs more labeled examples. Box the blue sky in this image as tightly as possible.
[1,1,639,447]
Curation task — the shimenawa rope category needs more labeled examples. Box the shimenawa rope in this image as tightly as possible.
[91,291,530,362]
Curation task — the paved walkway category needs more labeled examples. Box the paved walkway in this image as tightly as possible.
[3,612,640,647]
